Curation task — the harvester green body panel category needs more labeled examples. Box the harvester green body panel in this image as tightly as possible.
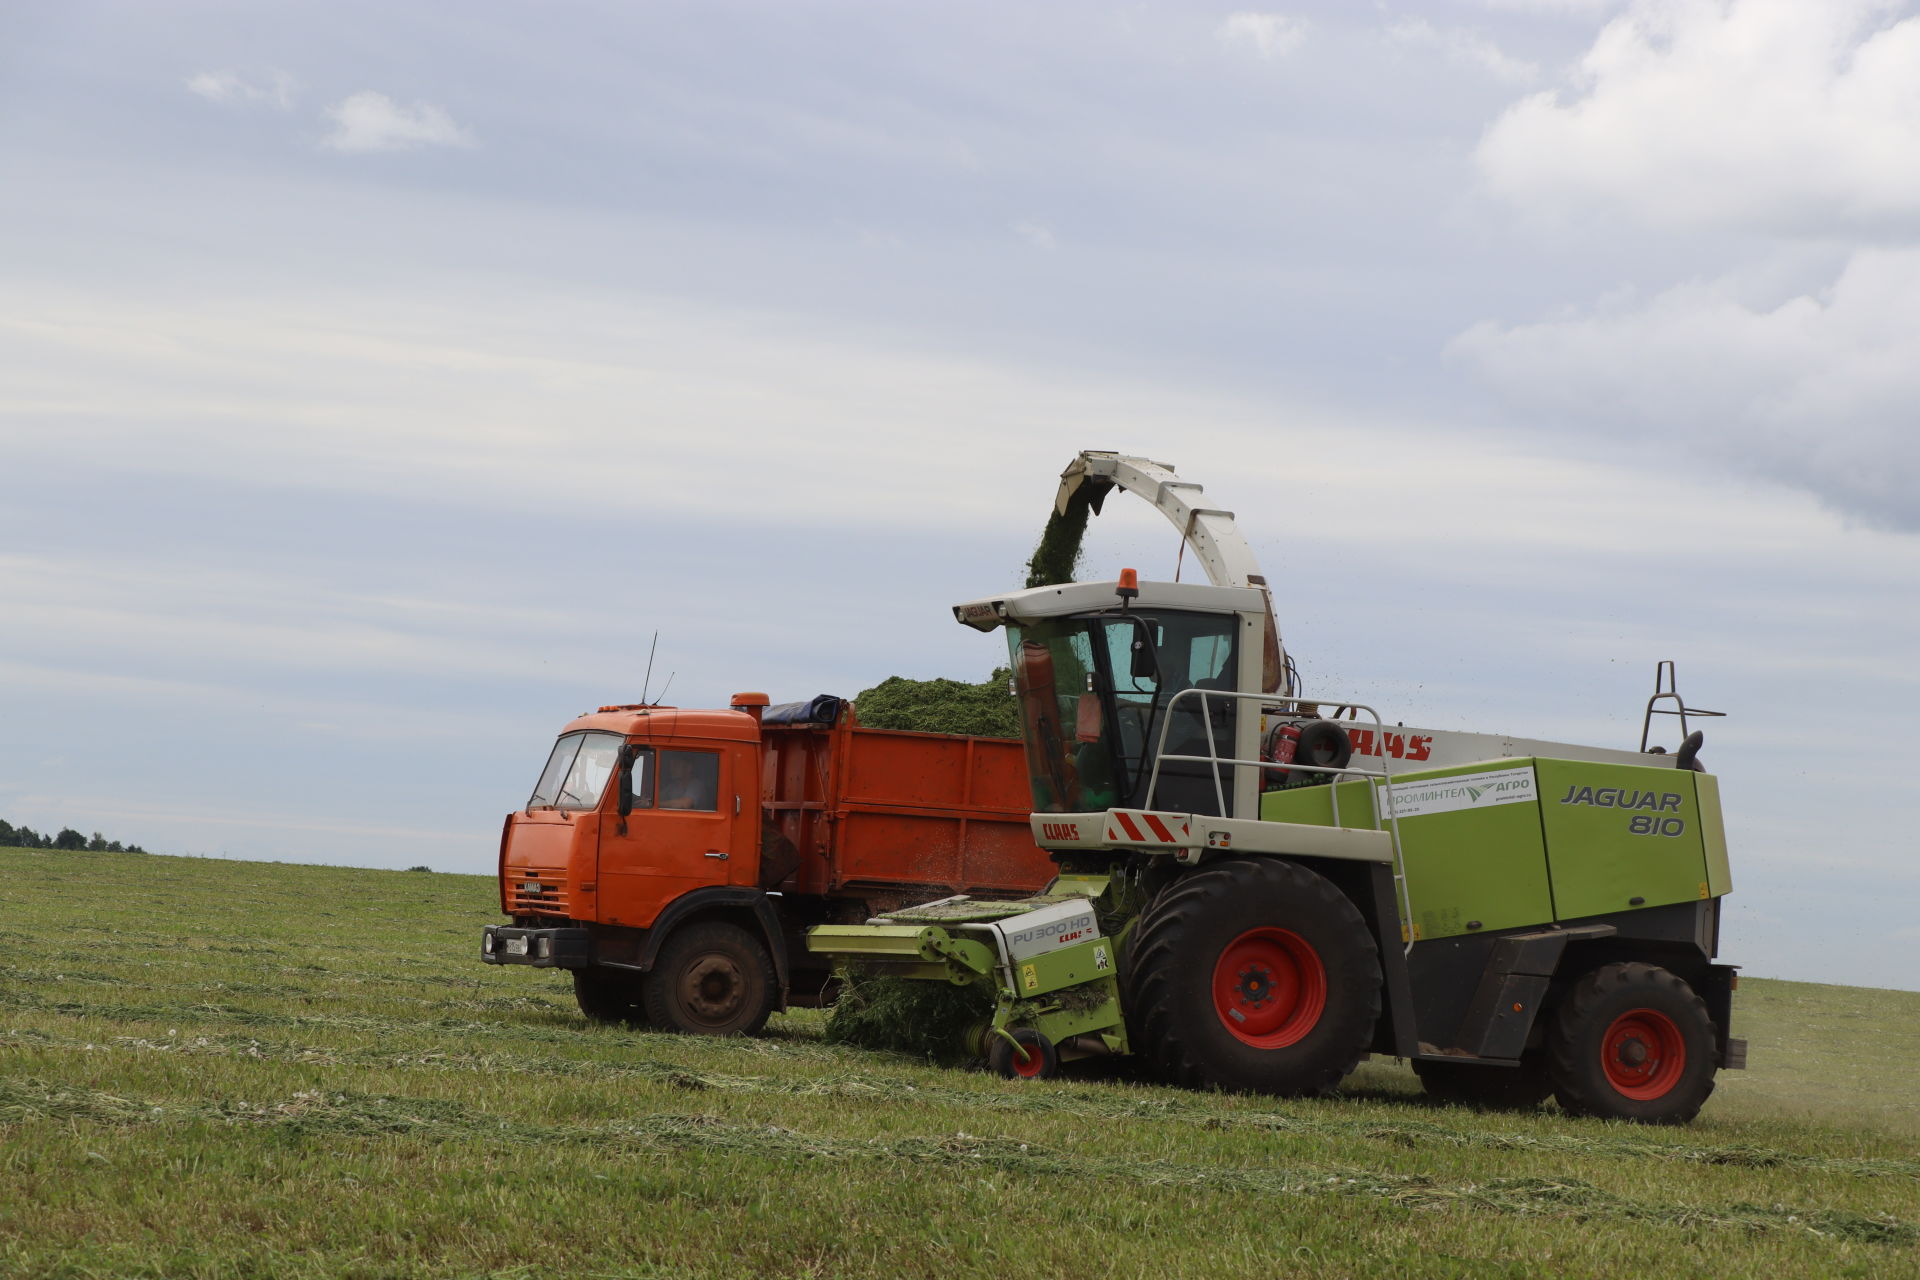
[1264,761,1550,940]
[1534,760,1713,918]
[1259,757,1726,940]
[1696,772,1733,898]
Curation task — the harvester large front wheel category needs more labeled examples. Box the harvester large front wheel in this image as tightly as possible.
[1125,858,1381,1095]
[1546,962,1717,1124]
[642,922,776,1036]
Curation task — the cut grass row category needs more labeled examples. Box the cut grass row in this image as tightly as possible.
[2,848,1915,1279]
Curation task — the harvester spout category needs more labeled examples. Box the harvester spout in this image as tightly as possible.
[1053,451,1290,695]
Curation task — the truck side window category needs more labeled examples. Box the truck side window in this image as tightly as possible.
[658,751,721,811]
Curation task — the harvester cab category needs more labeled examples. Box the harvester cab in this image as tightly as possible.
[807,451,1745,1124]
[957,576,1271,821]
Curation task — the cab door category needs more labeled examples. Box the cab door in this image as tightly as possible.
[595,742,753,928]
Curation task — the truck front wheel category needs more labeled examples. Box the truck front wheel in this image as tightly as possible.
[1546,962,1717,1124]
[572,967,650,1027]
[1125,858,1381,1095]
[642,921,777,1036]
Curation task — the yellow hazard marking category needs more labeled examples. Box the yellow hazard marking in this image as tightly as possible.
[1021,963,1039,991]
[1698,881,1710,900]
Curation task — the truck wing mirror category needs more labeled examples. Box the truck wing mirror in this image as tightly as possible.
[617,746,638,817]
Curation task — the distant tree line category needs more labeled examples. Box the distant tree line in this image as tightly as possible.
[0,819,146,854]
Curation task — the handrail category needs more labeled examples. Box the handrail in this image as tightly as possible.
[1639,659,1725,752]
[1141,689,1416,953]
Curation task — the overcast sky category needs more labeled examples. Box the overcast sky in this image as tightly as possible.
[3,0,1917,990]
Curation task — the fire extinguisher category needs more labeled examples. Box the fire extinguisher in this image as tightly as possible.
[1262,722,1302,791]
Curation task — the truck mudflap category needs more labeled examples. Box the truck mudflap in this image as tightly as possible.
[481,924,590,969]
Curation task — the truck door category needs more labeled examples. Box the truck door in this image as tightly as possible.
[595,744,752,928]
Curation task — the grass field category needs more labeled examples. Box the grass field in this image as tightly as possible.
[2,848,1916,1279]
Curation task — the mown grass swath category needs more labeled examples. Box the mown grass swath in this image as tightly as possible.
[2,848,1915,1280]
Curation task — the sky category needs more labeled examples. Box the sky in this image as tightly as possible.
[2,0,1917,990]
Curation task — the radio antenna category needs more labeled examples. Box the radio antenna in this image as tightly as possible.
[641,632,660,704]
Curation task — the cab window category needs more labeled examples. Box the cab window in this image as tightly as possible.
[529,731,625,810]
[658,751,721,811]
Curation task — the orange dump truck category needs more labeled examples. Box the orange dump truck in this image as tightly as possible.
[480,693,1053,1033]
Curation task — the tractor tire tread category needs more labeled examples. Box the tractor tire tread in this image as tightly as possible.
[1125,858,1380,1096]
[1547,961,1716,1124]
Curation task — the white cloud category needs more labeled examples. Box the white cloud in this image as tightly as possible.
[1450,248,1920,530]
[1216,12,1310,60]
[1386,19,1538,85]
[1013,220,1057,250]
[185,69,296,110]
[1476,0,1920,232]
[320,91,475,154]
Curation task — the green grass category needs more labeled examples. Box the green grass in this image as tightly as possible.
[1,849,1915,1279]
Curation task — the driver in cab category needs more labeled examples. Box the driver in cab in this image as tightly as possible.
[658,753,720,811]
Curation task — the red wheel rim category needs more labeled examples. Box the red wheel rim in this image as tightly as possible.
[1210,927,1326,1048]
[1601,1007,1686,1099]
[1009,1036,1047,1078]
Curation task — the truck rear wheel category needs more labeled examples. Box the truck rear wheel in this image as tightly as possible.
[572,967,650,1027]
[642,921,776,1036]
[1546,962,1717,1124]
[1414,1057,1551,1111]
[1125,858,1381,1095]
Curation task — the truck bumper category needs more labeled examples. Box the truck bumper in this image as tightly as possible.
[480,924,591,969]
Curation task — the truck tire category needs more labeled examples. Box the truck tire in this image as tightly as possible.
[1125,858,1381,1095]
[1414,1057,1550,1111]
[641,921,777,1036]
[572,967,650,1027]
[1546,962,1717,1124]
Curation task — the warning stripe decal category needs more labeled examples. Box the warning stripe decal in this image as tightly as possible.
[1101,811,1193,845]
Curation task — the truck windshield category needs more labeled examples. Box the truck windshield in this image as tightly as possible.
[528,732,626,811]
[1006,610,1237,815]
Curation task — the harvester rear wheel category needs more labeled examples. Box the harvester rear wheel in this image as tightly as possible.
[1546,962,1717,1124]
[642,921,776,1036]
[572,967,649,1027]
[1413,1057,1551,1111]
[1124,858,1380,1095]
[988,1028,1059,1080]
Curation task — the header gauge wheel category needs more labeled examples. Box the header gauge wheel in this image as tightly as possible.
[988,1028,1060,1080]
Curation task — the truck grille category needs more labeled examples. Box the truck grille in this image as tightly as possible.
[509,872,569,917]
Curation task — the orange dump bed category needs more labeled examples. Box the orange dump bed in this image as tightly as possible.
[761,719,1051,898]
